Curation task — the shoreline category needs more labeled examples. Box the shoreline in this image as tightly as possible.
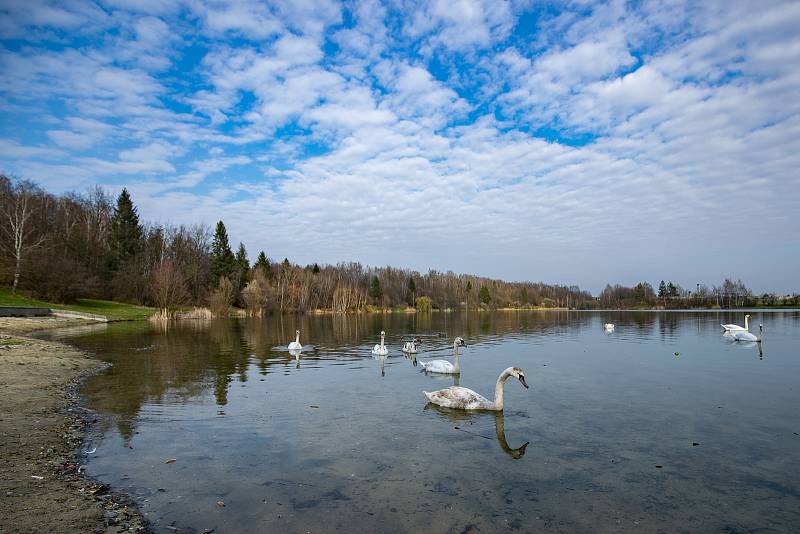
[0,317,150,533]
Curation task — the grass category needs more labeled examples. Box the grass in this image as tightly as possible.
[0,287,154,321]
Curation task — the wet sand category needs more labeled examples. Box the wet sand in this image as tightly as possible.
[0,318,148,533]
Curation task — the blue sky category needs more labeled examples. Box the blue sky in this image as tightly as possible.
[1,0,799,293]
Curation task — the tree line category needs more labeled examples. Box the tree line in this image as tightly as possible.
[3,175,793,314]
[1,175,595,315]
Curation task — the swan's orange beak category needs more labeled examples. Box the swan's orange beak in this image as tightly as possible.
[519,376,529,389]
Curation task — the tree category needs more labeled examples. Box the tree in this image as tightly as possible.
[210,221,235,281]
[521,287,529,306]
[254,251,270,274]
[407,276,416,304]
[465,280,472,310]
[369,276,383,302]
[149,260,189,316]
[235,242,249,289]
[0,178,46,294]
[241,279,264,316]
[415,295,433,312]
[109,188,143,271]
[208,276,235,317]
[312,263,320,274]
[667,281,678,298]
[658,280,667,300]
[479,285,491,306]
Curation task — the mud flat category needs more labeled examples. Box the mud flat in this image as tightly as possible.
[0,317,148,533]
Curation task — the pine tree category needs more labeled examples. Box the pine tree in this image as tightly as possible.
[479,285,491,305]
[235,242,249,288]
[407,276,416,304]
[109,188,143,271]
[211,221,235,281]
[658,280,667,299]
[312,263,320,274]
[254,251,270,273]
[465,280,472,310]
[521,287,529,306]
[667,281,678,298]
[369,276,383,301]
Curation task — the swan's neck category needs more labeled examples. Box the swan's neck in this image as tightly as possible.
[380,335,385,349]
[744,316,749,331]
[453,345,460,373]
[295,333,300,344]
[493,370,513,410]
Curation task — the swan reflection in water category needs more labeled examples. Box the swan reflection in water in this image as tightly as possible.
[424,405,529,459]
[289,348,302,368]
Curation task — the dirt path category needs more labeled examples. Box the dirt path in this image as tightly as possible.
[0,319,148,533]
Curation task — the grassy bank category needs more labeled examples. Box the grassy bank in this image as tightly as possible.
[0,288,154,321]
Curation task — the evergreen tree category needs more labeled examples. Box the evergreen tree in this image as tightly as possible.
[369,276,383,301]
[667,281,678,297]
[254,251,270,273]
[658,280,667,299]
[235,242,249,287]
[521,287,529,305]
[312,263,320,274]
[109,188,143,270]
[479,285,491,305]
[211,221,235,281]
[407,276,416,304]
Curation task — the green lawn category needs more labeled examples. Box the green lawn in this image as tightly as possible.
[0,287,154,321]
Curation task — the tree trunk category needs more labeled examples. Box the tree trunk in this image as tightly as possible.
[12,253,21,294]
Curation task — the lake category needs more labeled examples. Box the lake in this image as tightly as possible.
[45,311,800,533]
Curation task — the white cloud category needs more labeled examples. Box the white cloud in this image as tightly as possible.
[1,0,799,291]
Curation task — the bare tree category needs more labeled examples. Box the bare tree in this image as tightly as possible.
[149,259,189,317]
[0,178,46,294]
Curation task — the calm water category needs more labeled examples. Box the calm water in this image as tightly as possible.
[46,311,800,533]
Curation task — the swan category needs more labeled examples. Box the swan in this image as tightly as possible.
[604,323,614,331]
[419,337,466,374]
[423,367,529,411]
[288,330,302,351]
[402,337,422,354]
[372,330,388,356]
[722,315,750,332]
[733,324,762,343]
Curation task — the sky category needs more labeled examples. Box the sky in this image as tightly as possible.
[1,0,799,294]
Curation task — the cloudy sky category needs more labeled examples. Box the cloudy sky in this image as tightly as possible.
[1,0,798,293]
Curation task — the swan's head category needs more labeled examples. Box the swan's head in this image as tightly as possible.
[745,315,751,319]
[414,336,422,343]
[380,330,386,337]
[454,337,466,347]
[511,367,529,389]
[295,329,300,335]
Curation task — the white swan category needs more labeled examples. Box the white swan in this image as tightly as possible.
[402,337,422,354]
[419,337,466,374]
[288,330,302,350]
[722,315,750,332]
[424,367,529,411]
[604,323,614,331]
[733,324,762,343]
[372,330,388,356]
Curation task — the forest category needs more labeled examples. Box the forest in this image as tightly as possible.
[2,175,795,315]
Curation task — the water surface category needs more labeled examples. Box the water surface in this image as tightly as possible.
[49,311,800,532]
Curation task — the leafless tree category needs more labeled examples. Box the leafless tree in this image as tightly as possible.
[0,177,46,294]
[149,259,189,316]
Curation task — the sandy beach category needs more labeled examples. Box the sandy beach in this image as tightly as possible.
[0,317,148,533]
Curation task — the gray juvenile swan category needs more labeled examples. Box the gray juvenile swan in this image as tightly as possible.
[419,337,466,374]
[423,367,528,411]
